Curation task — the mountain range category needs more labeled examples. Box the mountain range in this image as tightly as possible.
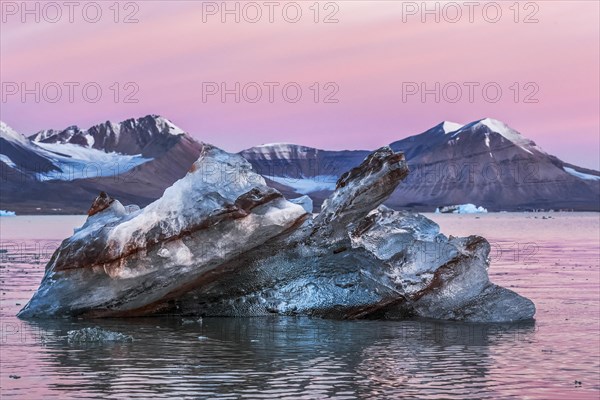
[1,115,598,214]
[0,116,201,214]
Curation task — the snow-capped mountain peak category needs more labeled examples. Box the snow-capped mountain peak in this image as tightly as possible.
[449,117,544,155]
[27,115,187,155]
[1,115,196,184]
[441,121,463,133]
[0,121,30,145]
[478,118,546,154]
[30,129,58,142]
[2,115,599,213]
[155,116,186,136]
[31,125,85,146]
[477,118,526,142]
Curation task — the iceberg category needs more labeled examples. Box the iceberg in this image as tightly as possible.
[18,145,534,322]
[436,204,488,214]
[288,195,313,213]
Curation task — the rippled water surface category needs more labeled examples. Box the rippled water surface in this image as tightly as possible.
[1,213,599,399]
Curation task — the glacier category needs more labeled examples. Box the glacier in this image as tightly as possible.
[18,145,535,322]
[33,142,152,181]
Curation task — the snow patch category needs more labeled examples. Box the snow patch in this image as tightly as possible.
[442,121,463,133]
[563,167,600,181]
[484,133,493,157]
[0,154,16,168]
[84,133,95,147]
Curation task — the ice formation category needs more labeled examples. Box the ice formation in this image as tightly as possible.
[436,204,488,214]
[18,145,535,322]
[67,327,133,343]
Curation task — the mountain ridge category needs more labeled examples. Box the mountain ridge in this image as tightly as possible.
[1,116,598,213]
[241,117,599,211]
[1,115,202,214]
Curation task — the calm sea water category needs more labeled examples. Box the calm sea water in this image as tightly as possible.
[1,213,599,399]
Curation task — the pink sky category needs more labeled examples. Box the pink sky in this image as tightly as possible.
[1,1,599,169]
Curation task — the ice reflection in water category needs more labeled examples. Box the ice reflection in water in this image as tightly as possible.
[10,317,536,399]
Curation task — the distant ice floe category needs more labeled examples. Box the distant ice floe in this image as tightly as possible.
[435,204,488,214]
[0,210,16,216]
